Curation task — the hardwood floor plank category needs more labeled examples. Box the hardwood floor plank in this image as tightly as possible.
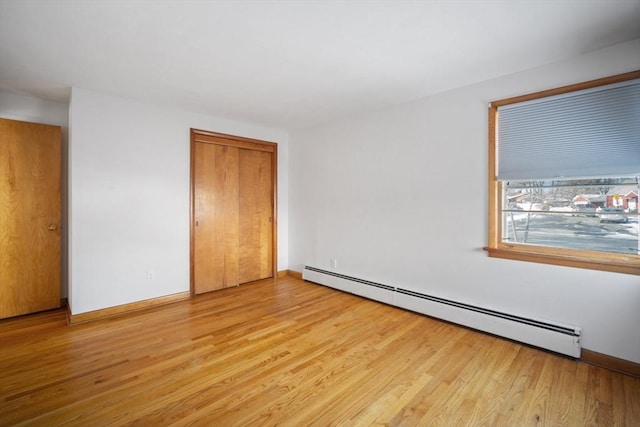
[1,277,638,426]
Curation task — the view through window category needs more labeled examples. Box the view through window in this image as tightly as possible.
[503,178,639,255]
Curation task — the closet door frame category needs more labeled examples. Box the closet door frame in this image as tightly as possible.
[190,129,277,296]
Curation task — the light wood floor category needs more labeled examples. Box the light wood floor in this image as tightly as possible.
[1,276,638,426]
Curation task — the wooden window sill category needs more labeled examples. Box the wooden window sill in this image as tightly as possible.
[484,246,640,276]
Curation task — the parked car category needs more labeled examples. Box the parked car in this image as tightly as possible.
[572,204,597,217]
[599,208,628,223]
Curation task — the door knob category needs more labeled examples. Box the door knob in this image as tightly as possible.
[48,224,58,231]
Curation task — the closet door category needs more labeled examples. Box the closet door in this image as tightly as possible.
[0,118,61,318]
[238,149,273,283]
[193,142,240,293]
[191,130,276,296]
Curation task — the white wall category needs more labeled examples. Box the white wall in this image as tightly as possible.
[69,87,288,314]
[0,91,70,298]
[288,39,640,363]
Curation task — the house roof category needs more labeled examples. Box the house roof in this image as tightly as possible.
[1,0,639,130]
[572,194,602,204]
[606,185,639,197]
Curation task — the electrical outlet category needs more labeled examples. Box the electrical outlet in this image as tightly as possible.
[330,259,337,269]
[147,271,154,281]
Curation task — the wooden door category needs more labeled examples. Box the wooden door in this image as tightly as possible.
[0,118,61,319]
[238,149,273,283]
[191,130,276,295]
[193,143,240,292]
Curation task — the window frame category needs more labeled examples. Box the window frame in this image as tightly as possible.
[487,71,640,275]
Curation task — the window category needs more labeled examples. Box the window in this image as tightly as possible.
[487,71,640,275]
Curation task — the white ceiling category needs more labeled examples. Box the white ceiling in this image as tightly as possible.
[1,0,639,130]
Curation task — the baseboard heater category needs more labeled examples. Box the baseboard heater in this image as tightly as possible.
[303,266,581,358]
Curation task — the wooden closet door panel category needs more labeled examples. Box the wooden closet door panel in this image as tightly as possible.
[193,143,239,293]
[238,149,273,283]
[0,119,61,319]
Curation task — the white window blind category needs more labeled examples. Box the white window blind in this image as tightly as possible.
[497,79,640,180]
